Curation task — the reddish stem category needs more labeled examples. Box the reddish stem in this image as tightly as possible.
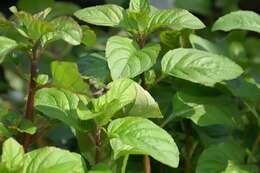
[95,127,102,164]
[23,44,39,151]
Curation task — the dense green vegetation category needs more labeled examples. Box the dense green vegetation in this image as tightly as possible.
[0,0,259,172]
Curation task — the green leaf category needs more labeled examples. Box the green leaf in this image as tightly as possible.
[1,138,24,172]
[222,161,258,173]
[107,117,179,168]
[189,34,220,54]
[22,147,87,173]
[81,25,96,47]
[49,2,80,18]
[35,88,89,131]
[161,48,243,86]
[74,5,126,27]
[146,8,205,33]
[89,163,112,173]
[17,119,37,135]
[106,36,161,79]
[196,142,251,173]
[212,11,260,33]
[17,0,54,13]
[51,61,89,94]
[226,77,260,103]
[77,53,110,82]
[85,78,162,125]
[0,123,12,138]
[36,74,49,85]
[11,10,54,40]
[129,0,150,14]
[175,0,212,15]
[170,91,238,127]
[41,16,82,46]
[0,36,18,63]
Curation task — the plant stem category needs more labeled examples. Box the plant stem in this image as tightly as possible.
[23,43,40,151]
[136,34,152,173]
[182,120,193,173]
[95,127,102,164]
[247,132,260,163]
[144,155,151,173]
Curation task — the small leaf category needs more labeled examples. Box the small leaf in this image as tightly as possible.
[22,147,87,173]
[89,163,112,173]
[106,36,161,79]
[51,61,89,94]
[77,53,110,82]
[1,138,24,172]
[162,48,243,86]
[0,36,18,63]
[87,78,162,125]
[74,5,126,27]
[146,8,205,33]
[41,16,82,46]
[129,0,150,14]
[36,74,48,85]
[107,117,179,168]
[35,88,89,131]
[189,34,220,54]
[81,25,96,46]
[212,10,260,33]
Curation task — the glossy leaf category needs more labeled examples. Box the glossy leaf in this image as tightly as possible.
[87,78,162,125]
[35,88,89,131]
[0,36,18,63]
[1,138,24,172]
[107,117,179,168]
[106,36,161,79]
[212,11,260,33]
[129,0,150,14]
[51,61,89,94]
[74,5,126,27]
[146,8,205,33]
[161,48,243,86]
[41,16,82,46]
[22,147,87,173]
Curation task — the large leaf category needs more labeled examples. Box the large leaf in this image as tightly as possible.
[17,0,54,13]
[106,36,161,79]
[212,11,260,33]
[169,91,238,127]
[196,142,256,173]
[107,117,179,168]
[74,5,126,27]
[0,36,18,63]
[146,8,205,33]
[41,16,82,46]
[1,138,24,172]
[22,147,87,173]
[35,88,89,131]
[82,78,162,125]
[51,61,89,94]
[161,48,243,86]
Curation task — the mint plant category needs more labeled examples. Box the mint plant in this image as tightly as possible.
[0,0,260,173]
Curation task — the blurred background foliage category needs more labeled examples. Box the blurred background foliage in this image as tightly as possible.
[0,0,260,173]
